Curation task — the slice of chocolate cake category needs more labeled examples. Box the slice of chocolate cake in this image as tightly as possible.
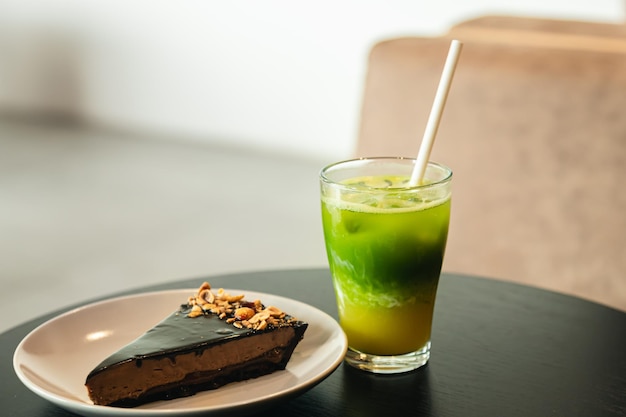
[85,283,308,407]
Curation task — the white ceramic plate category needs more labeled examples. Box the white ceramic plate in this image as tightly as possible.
[13,288,347,417]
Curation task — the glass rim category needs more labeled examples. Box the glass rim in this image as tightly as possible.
[320,157,452,191]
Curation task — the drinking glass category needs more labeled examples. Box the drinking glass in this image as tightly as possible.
[320,157,452,373]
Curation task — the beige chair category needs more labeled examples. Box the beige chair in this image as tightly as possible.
[355,18,626,311]
[449,14,626,48]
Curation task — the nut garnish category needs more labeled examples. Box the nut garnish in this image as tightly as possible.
[234,307,255,321]
[184,282,299,331]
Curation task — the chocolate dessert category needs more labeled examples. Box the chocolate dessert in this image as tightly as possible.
[85,283,308,407]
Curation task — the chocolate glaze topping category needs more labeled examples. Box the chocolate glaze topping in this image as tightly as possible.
[87,304,304,378]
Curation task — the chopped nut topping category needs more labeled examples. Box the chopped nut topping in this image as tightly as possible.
[184,282,299,331]
[234,307,255,321]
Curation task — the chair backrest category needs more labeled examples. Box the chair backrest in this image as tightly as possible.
[355,24,626,311]
[449,14,626,43]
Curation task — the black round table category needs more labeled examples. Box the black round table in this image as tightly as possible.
[2,269,626,416]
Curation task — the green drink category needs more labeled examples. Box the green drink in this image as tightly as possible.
[320,158,452,373]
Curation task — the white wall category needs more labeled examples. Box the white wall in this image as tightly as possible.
[0,1,623,161]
